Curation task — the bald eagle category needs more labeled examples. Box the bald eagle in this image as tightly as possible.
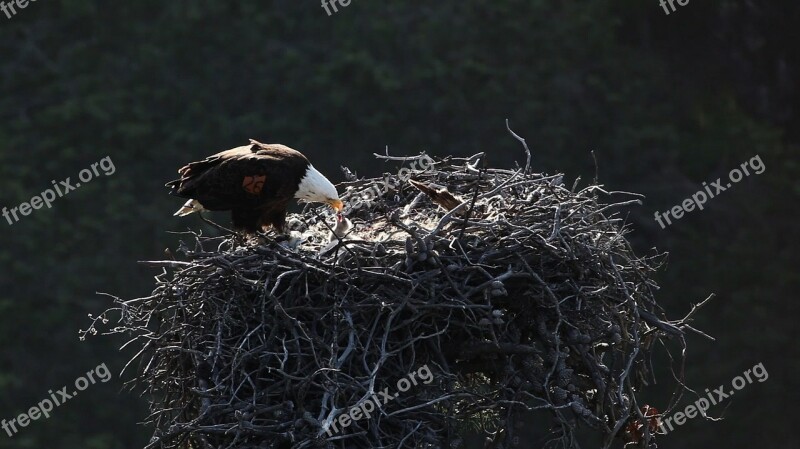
[166,140,343,233]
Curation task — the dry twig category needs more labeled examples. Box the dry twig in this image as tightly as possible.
[86,152,695,449]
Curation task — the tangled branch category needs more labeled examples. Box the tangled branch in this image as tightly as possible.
[87,152,698,449]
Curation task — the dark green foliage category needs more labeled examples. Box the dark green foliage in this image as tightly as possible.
[0,1,796,448]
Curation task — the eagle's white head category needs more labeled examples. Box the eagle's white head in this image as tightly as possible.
[296,165,343,212]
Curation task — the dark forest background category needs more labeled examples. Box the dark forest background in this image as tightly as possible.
[0,1,797,448]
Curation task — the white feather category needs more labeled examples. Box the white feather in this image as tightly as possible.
[295,165,339,202]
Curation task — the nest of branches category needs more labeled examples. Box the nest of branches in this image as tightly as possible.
[89,145,700,449]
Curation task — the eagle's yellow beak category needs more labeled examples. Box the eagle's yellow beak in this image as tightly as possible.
[328,199,344,212]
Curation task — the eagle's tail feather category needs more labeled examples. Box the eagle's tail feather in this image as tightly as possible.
[174,199,204,216]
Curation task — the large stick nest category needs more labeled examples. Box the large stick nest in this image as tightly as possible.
[89,150,694,449]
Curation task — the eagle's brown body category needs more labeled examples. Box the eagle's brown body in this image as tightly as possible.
[166,141,321,233]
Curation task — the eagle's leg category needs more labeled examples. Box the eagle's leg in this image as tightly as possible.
[231,209,263,234]
[258,222,291,244]
[257,209,289,238]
